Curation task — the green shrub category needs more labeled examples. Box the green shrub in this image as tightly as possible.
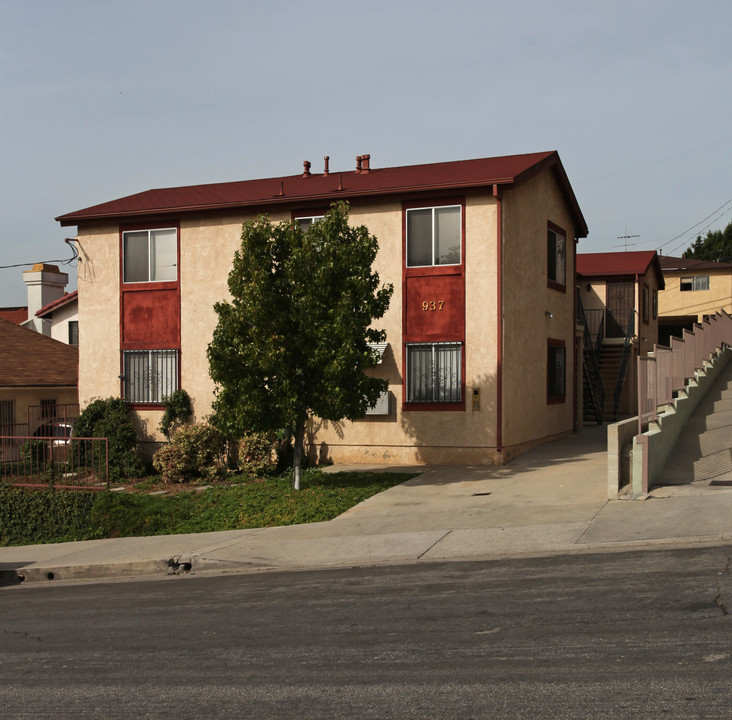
[152,423,225,483]
[237,431,277,476]
[0,485,100,546]
[74,398,144,482]
[159,389,193,438]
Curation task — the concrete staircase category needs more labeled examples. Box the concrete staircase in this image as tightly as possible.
[660,361,732,485]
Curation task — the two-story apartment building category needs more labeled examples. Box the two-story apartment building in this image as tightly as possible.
[57,151,588,465]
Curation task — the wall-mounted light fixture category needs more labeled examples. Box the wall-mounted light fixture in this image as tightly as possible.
[545,311,553,319]
[585,283,592,292]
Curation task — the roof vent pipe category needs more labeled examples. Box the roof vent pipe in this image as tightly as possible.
[302,161,311,178]
[323,156,329,176]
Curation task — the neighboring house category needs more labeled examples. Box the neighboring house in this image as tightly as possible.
[657,255,732,344]
[0,318,79,435]
[0,264,78,346]
[36,290,79,347]
[576,250,665,418]
[57,151,588,465]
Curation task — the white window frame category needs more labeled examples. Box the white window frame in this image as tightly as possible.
[405,342,462,403]
[122,228,178,284]
[295,215,324,233]
[680,275,710,292]
[406,205,462,268]
[122,349,179,404]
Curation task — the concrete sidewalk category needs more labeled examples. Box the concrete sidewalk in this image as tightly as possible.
[2,423,732,587]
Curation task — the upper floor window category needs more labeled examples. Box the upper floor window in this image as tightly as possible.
[68,320,79,347]
[123,228,177,283]
[295,215,324,233]
[680,275,710,292]
[406,205,461,267]
[547,222,566,289]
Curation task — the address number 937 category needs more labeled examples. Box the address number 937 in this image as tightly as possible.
[422,300,445,311]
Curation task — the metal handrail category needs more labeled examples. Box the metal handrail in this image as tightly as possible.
[577,295,605,424]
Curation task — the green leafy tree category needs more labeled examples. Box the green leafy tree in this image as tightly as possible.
[683,220,732,262]
[207,202,393,489]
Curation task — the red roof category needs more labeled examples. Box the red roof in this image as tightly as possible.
[57,151,588,237]
[0,319,78,388]
[0,307,28,324]
[577,251,665,289]
[658,255,732,272]
[36,290,78,319]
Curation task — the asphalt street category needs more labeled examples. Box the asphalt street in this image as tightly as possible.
[2,546,731,719]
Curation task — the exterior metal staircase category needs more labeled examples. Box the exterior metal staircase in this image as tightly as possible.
[577,293,605,425]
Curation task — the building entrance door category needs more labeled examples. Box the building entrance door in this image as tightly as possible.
[606,282,634,338]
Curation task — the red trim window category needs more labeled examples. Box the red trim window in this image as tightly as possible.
[547,221,567,292]
[547,338,566,404]
[405,204,462,268]
[404,341,464,410]
[652,289,658,320]
[122,227,178,284]
[641,283,650,324]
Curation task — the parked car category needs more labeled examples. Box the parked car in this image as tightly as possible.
[33,420,74,447]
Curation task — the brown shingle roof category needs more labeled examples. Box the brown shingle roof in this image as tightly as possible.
[0,307,28,325]
[56,151,588,237]
[658,255,732,272]
[0,319,78,388]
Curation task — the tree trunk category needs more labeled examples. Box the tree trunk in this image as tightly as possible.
[292,420,306,490]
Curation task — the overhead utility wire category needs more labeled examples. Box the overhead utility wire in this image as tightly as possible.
[0,240,79,271]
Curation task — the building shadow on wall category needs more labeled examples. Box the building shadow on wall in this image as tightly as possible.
[305,343,401,466]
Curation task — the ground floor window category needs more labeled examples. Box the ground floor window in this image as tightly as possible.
[0,399,14,430]
[122,349,179,404]
[40,399,57,419]
[406,342,462,403]
[547,340,566,403]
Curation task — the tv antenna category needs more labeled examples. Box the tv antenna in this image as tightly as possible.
[617,231,640,251]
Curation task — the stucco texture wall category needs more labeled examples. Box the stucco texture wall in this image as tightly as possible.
[501,170,576,450]
[76,224,121,407]
[658,270,732,322]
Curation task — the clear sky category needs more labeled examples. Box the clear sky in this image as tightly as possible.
[2,0,731,306]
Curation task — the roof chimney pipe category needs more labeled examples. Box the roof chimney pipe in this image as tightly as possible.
[323,156,329,176]
[355,155,362,174]
[302,161,311,178]
[361,154,371,174]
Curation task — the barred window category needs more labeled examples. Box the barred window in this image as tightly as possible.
[0,399,14,430]
[406,342,462,403]
[122,350,179,404]
[41,399,57,419]
[547,341,566,402]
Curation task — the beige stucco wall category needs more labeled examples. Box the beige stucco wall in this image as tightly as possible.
[311,196,501,465]
[0,387,78,434]
[658,270,732,322]
[501,170,577,450]
[75,224,121,407]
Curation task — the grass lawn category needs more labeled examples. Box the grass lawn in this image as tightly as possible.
[80,468,419,541]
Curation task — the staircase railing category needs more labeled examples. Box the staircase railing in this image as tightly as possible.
[577,294,605,425]
[612,309,636,421]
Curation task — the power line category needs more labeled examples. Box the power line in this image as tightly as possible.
[0,241,78,271]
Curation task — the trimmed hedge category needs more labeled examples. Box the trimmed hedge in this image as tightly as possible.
[0,485,102,546]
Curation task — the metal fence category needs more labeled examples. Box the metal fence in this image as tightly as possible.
[637,310,732,434]
[0,435,109,490]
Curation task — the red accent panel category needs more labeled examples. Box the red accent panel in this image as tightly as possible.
[121,289,180,347]
[404,275,465,341]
